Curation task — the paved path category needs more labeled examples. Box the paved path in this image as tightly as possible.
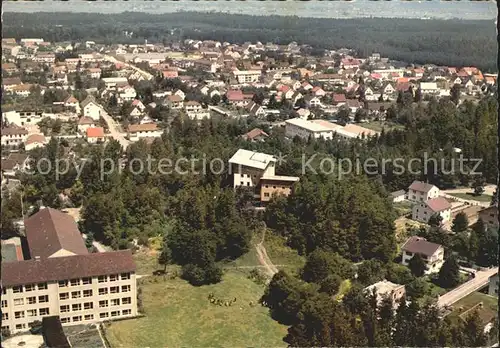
[441,193,490,208]
[444,185,496,197]
[437,267,498,308]
[100,107,130,150]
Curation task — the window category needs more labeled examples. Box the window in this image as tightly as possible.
[70,279,80,286]
[111,299,120,306]
[120,273,130,280]
[265,185,269,188]
[27,309,37,317]
[61,317,70,324]
[25,284,35,292]
[121,285,131,293]
[60,305,70,313]
[83,290,93,297]
[14,299,24,306]
[37,283,47,290]
[1,300,7,308]
[122,297,131,305]
[15,311,25,319]
[38,295,48,303]
[99,300,108,308]
[72,304,82,312]
[72,316,82,322]
[264,193,270,197]
[110,311,120,317]
[122,309,132,316]
[71,291,81,299]
[27,297,36,305]
[406,252,413,257]
[110,286,119,294]
[98,276,107,283]
[84,314,94,321]
[240,181,244,185]
[109,275,118,282]
[15,324,26,330]
[59,293,69,300]
[2,313,8,320]
[273,186,276,189]
[99,312,109,319]
[82,277,92,285]
[99,288,108,295]
[247,182,250,186]
[84,302,93,310]
[59,280,68,288]
[13,286,23,293]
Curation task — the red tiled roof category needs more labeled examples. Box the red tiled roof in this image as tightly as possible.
[2,250,136,287]
[128,123,159,133]
[402,236,441,257]
[408,180,436,193]
[25,208,88,259]
[333,94,347,103]
[226,90,244,101]
[243,128,268,140]
[425,197,451,212]
[86,127,105,138]
[25,134,46,145]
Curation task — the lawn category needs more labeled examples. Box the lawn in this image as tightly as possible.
[362,121,405,132]
[448,291,498,325]
[449,192,493,203]
[393,201,413,216]
[104,271,288,347]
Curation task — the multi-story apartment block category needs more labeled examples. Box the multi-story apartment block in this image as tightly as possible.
[406,181,440,203]
[1,208,138,334]
[1,127,29,146]
[232,70,261,84]
[401,236,444,275]
[228,149,299,203]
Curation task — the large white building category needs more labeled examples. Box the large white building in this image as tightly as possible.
[2,111,44,127]
[232,70,261,84]
[401,236,444,275]
[228,149,276,188]
[406,181,440,203]
[1,127,29,147]
[285,118,334,140]
[1,208,138,334]
[412,197,452,224]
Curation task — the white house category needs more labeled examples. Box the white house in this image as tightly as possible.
[127,123,163,141]
[77,116,96,134]
[81,96,101,121]
[391,190,406,203]
[64,95,81,113]
[86,127,106,144]
[401,236,444,275]
[232,70,261,84]
[173,89,186,101]
[119,86,137,102]
[228,149,276,188]
[412,197,452,224]
[24,134,47,151]
[406,181,440,203]
[2,110,43,127]
[419,82,439,95]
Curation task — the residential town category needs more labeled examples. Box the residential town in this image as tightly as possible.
[1,34,498,347]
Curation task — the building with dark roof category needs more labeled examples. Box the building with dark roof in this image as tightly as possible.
[1,207,138,334]
[401,236,444,275]
[406,180,440,203]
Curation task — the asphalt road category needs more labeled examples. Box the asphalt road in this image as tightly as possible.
[437,267,498,308]
[100,108,130,150]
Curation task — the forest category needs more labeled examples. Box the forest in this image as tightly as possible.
[2,12,497,71]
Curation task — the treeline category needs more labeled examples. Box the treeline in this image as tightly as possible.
[261,269,498,347]
[3,12,497,71]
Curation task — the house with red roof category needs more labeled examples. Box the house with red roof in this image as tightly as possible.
[86,127,106,144]
[401,236,444,274]
[412,196,451,224]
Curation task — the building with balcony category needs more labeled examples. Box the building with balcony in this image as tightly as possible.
[401,236,444,275]
[1,208,138,334]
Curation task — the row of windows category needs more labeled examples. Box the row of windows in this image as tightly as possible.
[98,285,131,296]
[58,297,131,313]
[264,185,288,190]
[11,283,48,293]
[12,308,50,319]
[60,309,132,324]
[58,273,131,288]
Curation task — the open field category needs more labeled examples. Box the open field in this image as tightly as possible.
[448,192,493,203]
[362,121,405,132]
[448,291,498,325]
[104,272,288,347]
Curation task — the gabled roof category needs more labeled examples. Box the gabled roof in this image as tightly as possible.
[25,134,47,145]
[128,123,159,133]
[408,180,437,193]
[78,116,95,125]
[80,95,98,108]
[402,236,442,257]
[2,250,135,287]
[86,127,105,138]
[243,128,268,140]
[425,197,451,212]
[25,208,88,259]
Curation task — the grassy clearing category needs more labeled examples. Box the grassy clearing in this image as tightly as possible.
[263,233,305,276]
[448,291,498,324]
[334,279,352,302]
[104,272,288,348]
[449,192,492,203]
[362,121,405,132]
[393,201,413,216]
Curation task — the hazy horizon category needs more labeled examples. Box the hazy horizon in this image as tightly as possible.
[2,0,497,20]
